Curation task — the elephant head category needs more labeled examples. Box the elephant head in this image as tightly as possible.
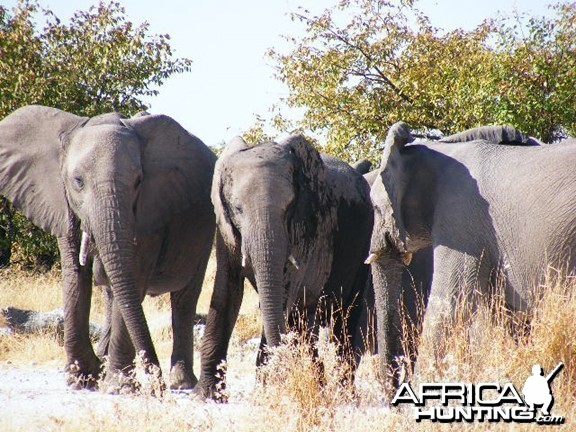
[366,122,415,266]
[0,105,214,377]
[365,121,431,384]
[212,135,330,349]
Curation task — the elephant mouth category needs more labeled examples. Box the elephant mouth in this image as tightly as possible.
[384,232,413,265]
[241,252,301,271]
[365,232,413,266]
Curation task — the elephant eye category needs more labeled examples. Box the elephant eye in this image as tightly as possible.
[134,176,142,189]
[73,176,85,190]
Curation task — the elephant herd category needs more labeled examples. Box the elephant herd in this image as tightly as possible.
[1,105,575,399]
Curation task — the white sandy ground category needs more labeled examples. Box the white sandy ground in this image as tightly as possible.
[0,337,263,432]
[0,361,270,431]
[0,343,393,432]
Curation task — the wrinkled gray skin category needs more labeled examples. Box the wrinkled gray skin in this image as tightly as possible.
[368,121,576,387]
[196,135,373,399]
[0,105,216,389]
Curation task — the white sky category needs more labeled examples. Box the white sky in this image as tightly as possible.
[4,0,553,147]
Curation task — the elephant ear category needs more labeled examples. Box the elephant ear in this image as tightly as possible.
[211,136,249,248]
[0,105,86,237]
[123,114,216,234]
[372,122,414,257]
[279,135,332,245]
[279,135,327,197]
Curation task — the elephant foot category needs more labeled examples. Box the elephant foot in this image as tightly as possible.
[99,369,142,395]
[193,378,228,403]
[100,363,165,397]
[169,361,198,390]
[65,359,102,391]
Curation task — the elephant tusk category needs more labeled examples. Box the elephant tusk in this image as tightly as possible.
[79,231,90,266]
[288,254,300,270]
[242,254,247,268]
[364,253,379,265]
[402,252,413,266]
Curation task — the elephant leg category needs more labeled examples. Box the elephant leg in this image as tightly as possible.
[318,293,359,386]
[96,285,113,359]
[344,286,369,379]
[169,206,214,390]
[169,280,202,390]
[102,300,137,392]
[256,327,269,367]
[417,245,486,377]
[304,307,327,386]
[57,235,101,390]
[352,272,377,356]
[195,234,244,400]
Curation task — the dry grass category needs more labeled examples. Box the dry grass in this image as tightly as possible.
[0,267,63,363]
[0,261,575,431]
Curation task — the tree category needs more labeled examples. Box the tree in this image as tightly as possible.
[489,3,576,142]
[0,0,192,269]
[269,0,576,163]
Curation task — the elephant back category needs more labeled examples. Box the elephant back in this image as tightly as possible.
[439,125,542,146]
[322,154,372,208]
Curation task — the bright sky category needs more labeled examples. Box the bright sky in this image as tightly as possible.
[4,0,553,147]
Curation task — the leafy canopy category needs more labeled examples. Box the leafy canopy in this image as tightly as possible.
[268,0,576,162]
[0,0,192,118]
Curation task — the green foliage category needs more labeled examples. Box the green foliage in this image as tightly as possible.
[488,3,576,142]
[242,109,302,146]
[268,0,576,163]
[0,0,192,117]
[0,0,192,270]
[242,115,277,146]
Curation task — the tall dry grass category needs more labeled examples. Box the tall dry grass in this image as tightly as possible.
[229,266,576,431]
[0,253,262,364]
[0,261,575,431]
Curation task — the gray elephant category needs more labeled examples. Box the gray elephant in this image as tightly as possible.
[195,135,373,399]
[366,122,576,386]
[0,105,216,389]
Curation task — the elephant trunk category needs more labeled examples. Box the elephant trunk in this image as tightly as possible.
[371,256,405,386]
[245,213,288,349]
[92,183,158,368]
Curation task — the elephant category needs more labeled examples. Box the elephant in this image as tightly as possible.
[366,121,576,387]
[0,105,216,389]
[195,135,374,399]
